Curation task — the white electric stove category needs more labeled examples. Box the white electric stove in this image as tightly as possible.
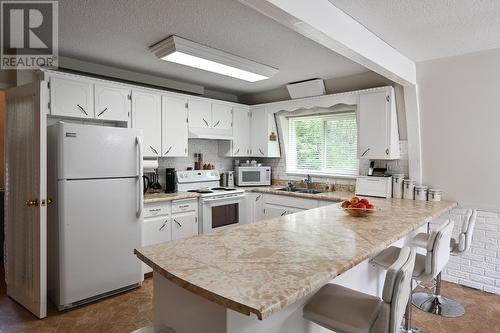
[176,170,246,233]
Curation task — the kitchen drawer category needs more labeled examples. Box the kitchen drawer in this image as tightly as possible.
[143,202,170,218]
[172,199,197,214]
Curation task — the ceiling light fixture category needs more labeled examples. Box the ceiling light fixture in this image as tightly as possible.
[150,36,278,82]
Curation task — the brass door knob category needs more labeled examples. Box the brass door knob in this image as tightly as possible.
[26,198,39,207]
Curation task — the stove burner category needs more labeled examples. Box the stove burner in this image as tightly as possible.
[211,187,237,191]
[188,189,214,194]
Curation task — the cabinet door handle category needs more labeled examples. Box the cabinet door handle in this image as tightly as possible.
[234,148,240,155]
[26,198,39,207]
[97,107,108,117]
[150,146,159,155]
[361,148,370,157]
[259,148,264,156]
[255,195,261,202]
[281,211,287,216]
[202,118,209,126]
[174,219,182,227]
[178,204,189,208]
[385,148,389,155]
[213,120,220,127]
[164,146,172,155]
[159,220,168,231]
[77,104,88,115]
[149,208,161,212]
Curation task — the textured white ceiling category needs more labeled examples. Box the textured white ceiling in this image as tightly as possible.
[58,0,367,95]
[328,0,500,62]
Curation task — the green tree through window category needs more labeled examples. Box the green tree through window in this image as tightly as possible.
[288,112,358,175]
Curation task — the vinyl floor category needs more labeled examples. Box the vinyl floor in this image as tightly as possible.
[1,266,499,333]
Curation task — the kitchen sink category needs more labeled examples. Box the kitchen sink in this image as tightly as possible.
[276,187,324,194]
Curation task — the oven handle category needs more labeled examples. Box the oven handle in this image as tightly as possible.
[202,195,245,204]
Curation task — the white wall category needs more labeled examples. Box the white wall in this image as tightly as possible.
[418,48,500,210]
[418,48,500,294]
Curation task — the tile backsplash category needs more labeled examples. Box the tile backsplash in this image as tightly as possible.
[157,139,233,173]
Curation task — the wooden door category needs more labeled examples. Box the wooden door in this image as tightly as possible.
[94,83,131,122]
[49,76,93,119]
[211,103,233,130]
[5,82,47,318]
[132,90,162,157]
[162,95,188,157]
[187,99,212,129]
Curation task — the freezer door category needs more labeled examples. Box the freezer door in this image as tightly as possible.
[56,122,142,179]
[57,178,142,306]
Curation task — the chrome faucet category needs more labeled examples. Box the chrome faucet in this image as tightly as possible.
[304,174,313,189]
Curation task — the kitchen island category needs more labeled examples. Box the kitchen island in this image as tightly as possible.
[135,198,456,333]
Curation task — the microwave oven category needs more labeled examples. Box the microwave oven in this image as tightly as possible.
[235,166,271,186]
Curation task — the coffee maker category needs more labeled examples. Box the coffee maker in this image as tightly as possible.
[164,168,176,193]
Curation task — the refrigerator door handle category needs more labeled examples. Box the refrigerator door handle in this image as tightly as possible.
[136,136,143,218]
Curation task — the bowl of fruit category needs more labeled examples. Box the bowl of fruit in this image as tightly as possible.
[340,196,376,217]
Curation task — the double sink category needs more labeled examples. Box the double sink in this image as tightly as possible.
[276,187,324,195]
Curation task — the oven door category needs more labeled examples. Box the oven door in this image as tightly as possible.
[201,195,245,234]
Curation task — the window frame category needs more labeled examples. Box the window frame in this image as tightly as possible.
[286,111,359,178]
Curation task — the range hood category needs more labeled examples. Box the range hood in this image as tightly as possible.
[188,127,233,140]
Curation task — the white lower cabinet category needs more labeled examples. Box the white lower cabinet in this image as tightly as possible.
[142,199,198,274]
[249,193,339,223]
[172,212,198,241]
[244,192,264,223]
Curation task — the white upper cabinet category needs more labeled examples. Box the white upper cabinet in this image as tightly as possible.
[49,76,94,119]
[94,83,131,122]
[232,106,250,156]
[250,106,280,158]
[357,87,400,160]
[188,99,212,129]
[162,95,188,157]
[131,90,162,158]
[219,106,250,157]
[211,103,233,130]
[187,99,233,140]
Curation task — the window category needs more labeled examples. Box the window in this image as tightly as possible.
[287,112,358,176]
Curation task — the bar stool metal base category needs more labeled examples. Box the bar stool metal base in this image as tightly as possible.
[412,292,465,317]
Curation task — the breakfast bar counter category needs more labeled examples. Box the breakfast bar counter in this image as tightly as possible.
[135,198,456,333]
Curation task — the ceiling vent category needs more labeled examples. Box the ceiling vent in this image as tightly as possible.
[286,79,326,99]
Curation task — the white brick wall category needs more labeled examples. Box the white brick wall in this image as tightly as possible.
[430,208,500,296]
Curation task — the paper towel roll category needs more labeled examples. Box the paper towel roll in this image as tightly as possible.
[143,159,159,172]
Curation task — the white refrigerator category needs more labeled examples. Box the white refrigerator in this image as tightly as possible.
[48,122,144,310]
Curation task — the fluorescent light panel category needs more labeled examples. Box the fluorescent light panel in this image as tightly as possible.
[150,36,278,82]
[162,51,268,82]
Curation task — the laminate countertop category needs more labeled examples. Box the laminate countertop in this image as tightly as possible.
[135,198,456,320]
[143,192,200,203]
[244,186,354,202]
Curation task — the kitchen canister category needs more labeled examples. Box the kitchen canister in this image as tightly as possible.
[428,189,442,201]
[403,179,416,200]
[392,174,405,199]
[415,185,428,201]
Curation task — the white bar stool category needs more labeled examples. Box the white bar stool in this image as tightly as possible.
[371,220,455,333]
[303,247,416,333]
[412,209,477,317]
